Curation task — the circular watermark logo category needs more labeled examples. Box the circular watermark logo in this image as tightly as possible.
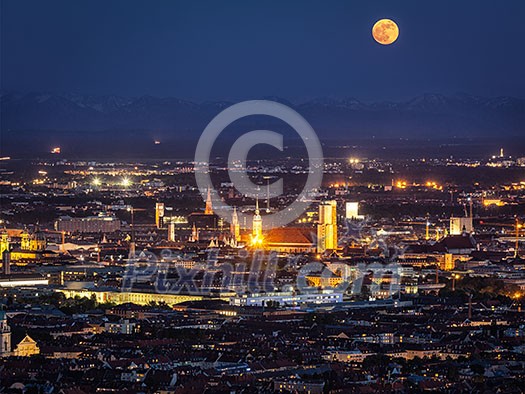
[194,100,323,230]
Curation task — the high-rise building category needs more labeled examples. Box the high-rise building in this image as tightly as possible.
[450,217,473,235]
[0,310,11,357]
[155,203,165,228]
[317,200,338,253]
[345,202,364,220]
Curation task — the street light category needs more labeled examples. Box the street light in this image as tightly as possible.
[94,247,100,263]
[121,177,131,187]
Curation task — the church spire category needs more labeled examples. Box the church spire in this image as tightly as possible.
[252,198,263,243]
[231,207,240,242]
[204,188,213,215]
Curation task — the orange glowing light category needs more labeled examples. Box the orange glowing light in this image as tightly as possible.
[372,19,399,45]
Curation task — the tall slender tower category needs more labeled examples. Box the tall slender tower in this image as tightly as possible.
[0,230,8,256]
[0,310,11,357]
[1,230,9,275]
[21,229,30,250]
[168,222,176,242]
[2,252,10,276]
[204,188,213,215]
[252,198,263,243]
[155,203,165,228]
[317,200,338,253]
[231,207,240,242]
[190,223,199,242]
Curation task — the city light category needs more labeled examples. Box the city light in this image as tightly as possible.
[250,234,264,247]
[2,2,524,390]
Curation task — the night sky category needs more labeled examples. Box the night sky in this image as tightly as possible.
[1,0,524,101]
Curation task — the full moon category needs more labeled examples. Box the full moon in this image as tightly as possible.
[372,19,399,45]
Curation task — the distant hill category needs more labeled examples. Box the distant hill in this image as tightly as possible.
[1,92,524,139]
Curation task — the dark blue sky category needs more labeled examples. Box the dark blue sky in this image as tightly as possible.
[1,0,524,101]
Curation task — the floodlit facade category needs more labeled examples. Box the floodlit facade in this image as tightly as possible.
[450,217,473,235]
[345,202,364,220]
[317,200,338,253]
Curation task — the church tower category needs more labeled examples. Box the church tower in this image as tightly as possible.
[0,310,11,357]
[21,229,30,251]
[190,223,199,242]
[1,230,9,275]
[204,188,213,215]
[252,198,263,245]
[231,207,240,242]
[0,229,8,256]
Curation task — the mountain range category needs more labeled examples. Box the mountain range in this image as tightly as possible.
[1,92,524,139]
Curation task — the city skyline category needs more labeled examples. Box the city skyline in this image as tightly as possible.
[1,1,524,392]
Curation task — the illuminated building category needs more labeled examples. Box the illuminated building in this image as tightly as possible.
[317,200,338,253]
[345,202,364,220]
[306,272,344,288]
[205,188,213,215]
[1,230,9,275]
[55,215,121,233]
[167,222,176,242]
[6,229,58,263]
[230,290,343,307]
[450,217,473,235]
[230,207,240,242]
[13,335,39,357]
[0,310,11,357]
[0,276,49,287]
[57,288,234,306]
[264,227,315,253]
[482,198,505,207]
[20,229,46,252]
[251,198,263,246]
[155,202,165,228]
[189,223,199,242]
[0,229,8,256]
[188,190,219,231]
